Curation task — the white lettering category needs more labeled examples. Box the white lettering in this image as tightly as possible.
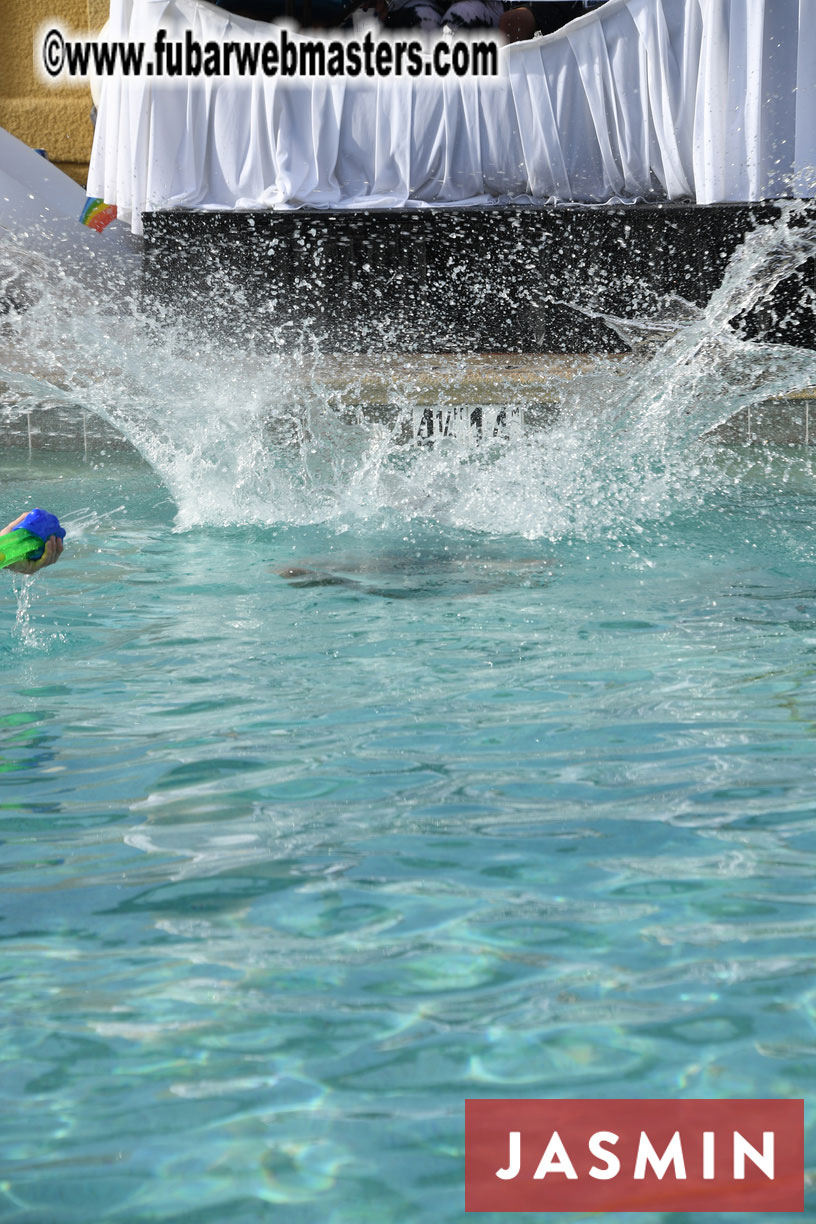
[734,1131,774,1179]
[491,1125,775,1187]
[634,1131,686,1180]
[533,1131,578,1180]
[588,1131,621,1179]
[496,1131,521,1180]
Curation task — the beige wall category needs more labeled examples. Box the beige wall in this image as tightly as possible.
[0,1,109,186]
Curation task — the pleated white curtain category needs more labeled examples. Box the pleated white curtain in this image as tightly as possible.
[87,0,816,234]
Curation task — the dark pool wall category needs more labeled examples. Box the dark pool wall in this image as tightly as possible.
[142,203,816,353]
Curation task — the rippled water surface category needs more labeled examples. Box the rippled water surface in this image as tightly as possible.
[2,207,816,1221]
[1,440,815,1223]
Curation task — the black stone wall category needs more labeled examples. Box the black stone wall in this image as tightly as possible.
[142,203,815,353]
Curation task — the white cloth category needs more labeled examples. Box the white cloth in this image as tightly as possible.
[88,0,816,234]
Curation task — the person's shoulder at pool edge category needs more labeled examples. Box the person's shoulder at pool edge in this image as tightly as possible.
[2,514,63,574]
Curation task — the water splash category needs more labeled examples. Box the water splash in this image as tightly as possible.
[10,575,37,648]
[8,573,66,651]
[1,204,815,540]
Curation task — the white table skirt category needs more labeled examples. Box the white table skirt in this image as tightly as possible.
[88,0,816,234]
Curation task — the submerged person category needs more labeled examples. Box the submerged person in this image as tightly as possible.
[1,514,63,574]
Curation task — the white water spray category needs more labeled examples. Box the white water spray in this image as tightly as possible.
[1,205,815,539]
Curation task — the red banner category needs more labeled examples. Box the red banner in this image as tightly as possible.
[465,1098,804,1212]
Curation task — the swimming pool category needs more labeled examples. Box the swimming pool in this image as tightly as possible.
[1,211,815,1222]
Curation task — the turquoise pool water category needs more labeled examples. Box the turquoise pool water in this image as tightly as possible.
[1,210,816,1221]
[1,440,815,1223]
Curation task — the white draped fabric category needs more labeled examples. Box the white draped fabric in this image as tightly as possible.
[88,0,816,234]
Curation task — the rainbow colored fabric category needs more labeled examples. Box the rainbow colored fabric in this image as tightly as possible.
[80,198,118,232]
